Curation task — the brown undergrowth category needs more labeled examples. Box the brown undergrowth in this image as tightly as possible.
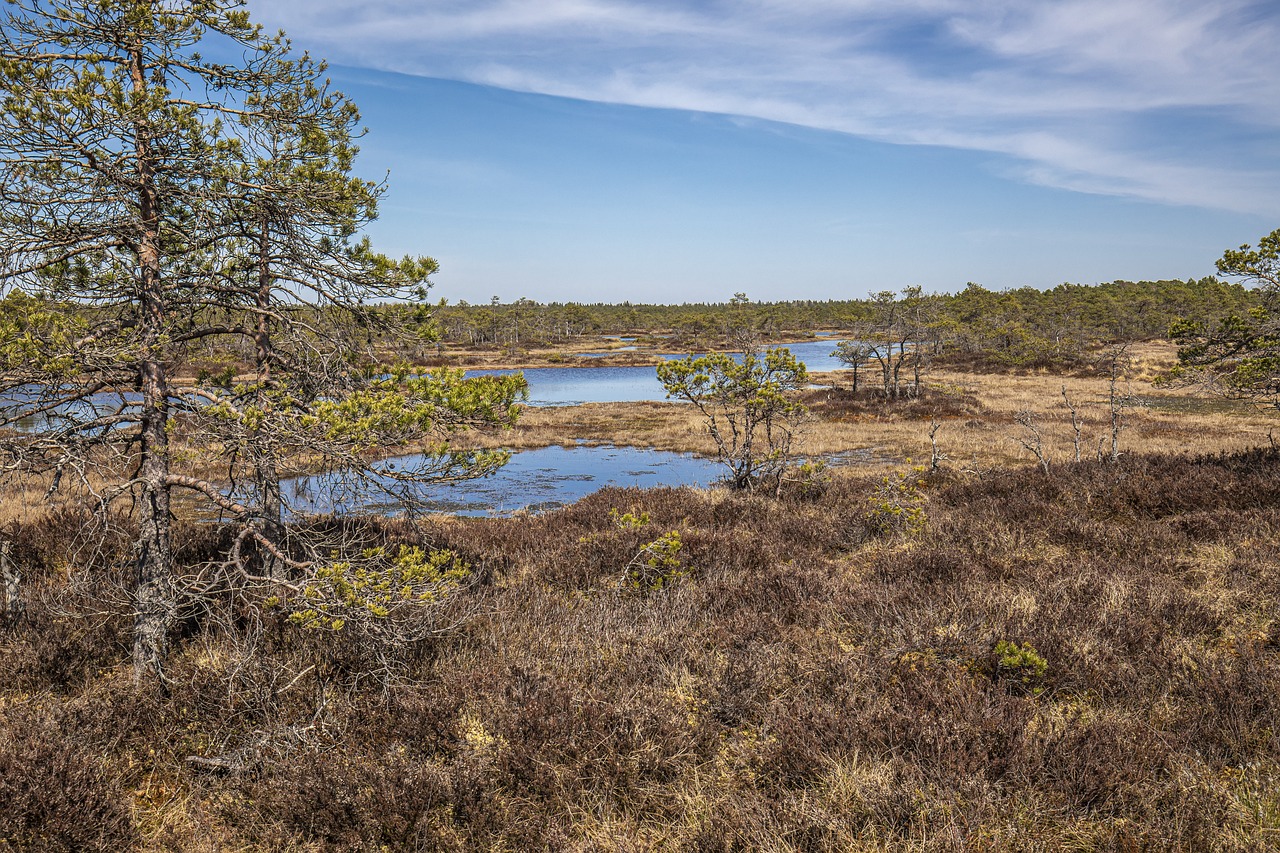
[3,449,1280,849]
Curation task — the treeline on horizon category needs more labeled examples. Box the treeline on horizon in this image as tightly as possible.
[6,276,1253,375]
[432,277,1255,367]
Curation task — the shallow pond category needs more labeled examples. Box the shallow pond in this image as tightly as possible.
[284,443,723,517]
[3,342,854,425]
[782,339,855,372]
[576,346,638,356]
[468,365,669,405]
[654,339,852,371]
[473,339,851,406]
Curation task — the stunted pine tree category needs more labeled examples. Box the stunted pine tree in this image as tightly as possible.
[854,290,913,399]
[658,347,808,493]
[0,0,523,684]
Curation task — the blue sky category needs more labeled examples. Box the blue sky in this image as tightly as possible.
[253,1,1279,304]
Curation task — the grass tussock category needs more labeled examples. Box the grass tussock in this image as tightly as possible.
[3,449,1280,849]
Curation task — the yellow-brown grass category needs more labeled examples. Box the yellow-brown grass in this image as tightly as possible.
[454,347,1278,473]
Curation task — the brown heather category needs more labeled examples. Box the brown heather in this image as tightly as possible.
[3,443,1280,850]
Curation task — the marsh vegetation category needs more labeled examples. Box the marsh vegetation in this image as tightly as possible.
[5,443,1280,850]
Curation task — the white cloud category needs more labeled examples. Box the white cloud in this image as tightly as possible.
[253,0,1280,215]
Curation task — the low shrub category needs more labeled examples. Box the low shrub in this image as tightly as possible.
[4,449,1280,848]
[0,704,137,851]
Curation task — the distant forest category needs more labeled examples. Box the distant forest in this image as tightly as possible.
[429,278,1255,367]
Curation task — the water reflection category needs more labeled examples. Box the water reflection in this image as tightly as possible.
[285,443,723,517]
[468,366,668,405]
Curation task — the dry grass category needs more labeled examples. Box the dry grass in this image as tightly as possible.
[452,348,1279,477]
[12,319,1280,848]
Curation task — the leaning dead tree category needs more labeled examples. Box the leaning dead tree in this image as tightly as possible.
[1061,385,1084,463]
[1014,409,1052,475]
[0,1,524,684]
[1098,344,1133,464]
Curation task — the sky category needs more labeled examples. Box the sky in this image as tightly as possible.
[251,1,1280,305]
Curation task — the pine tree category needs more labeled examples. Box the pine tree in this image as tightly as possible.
[0,0,523,684]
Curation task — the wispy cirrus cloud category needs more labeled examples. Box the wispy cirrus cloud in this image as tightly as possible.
[255,0,1280,215]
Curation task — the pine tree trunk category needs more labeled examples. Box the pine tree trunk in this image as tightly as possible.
[134,353,175,683]
[255,218,285,580]
[130,40,176,686]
